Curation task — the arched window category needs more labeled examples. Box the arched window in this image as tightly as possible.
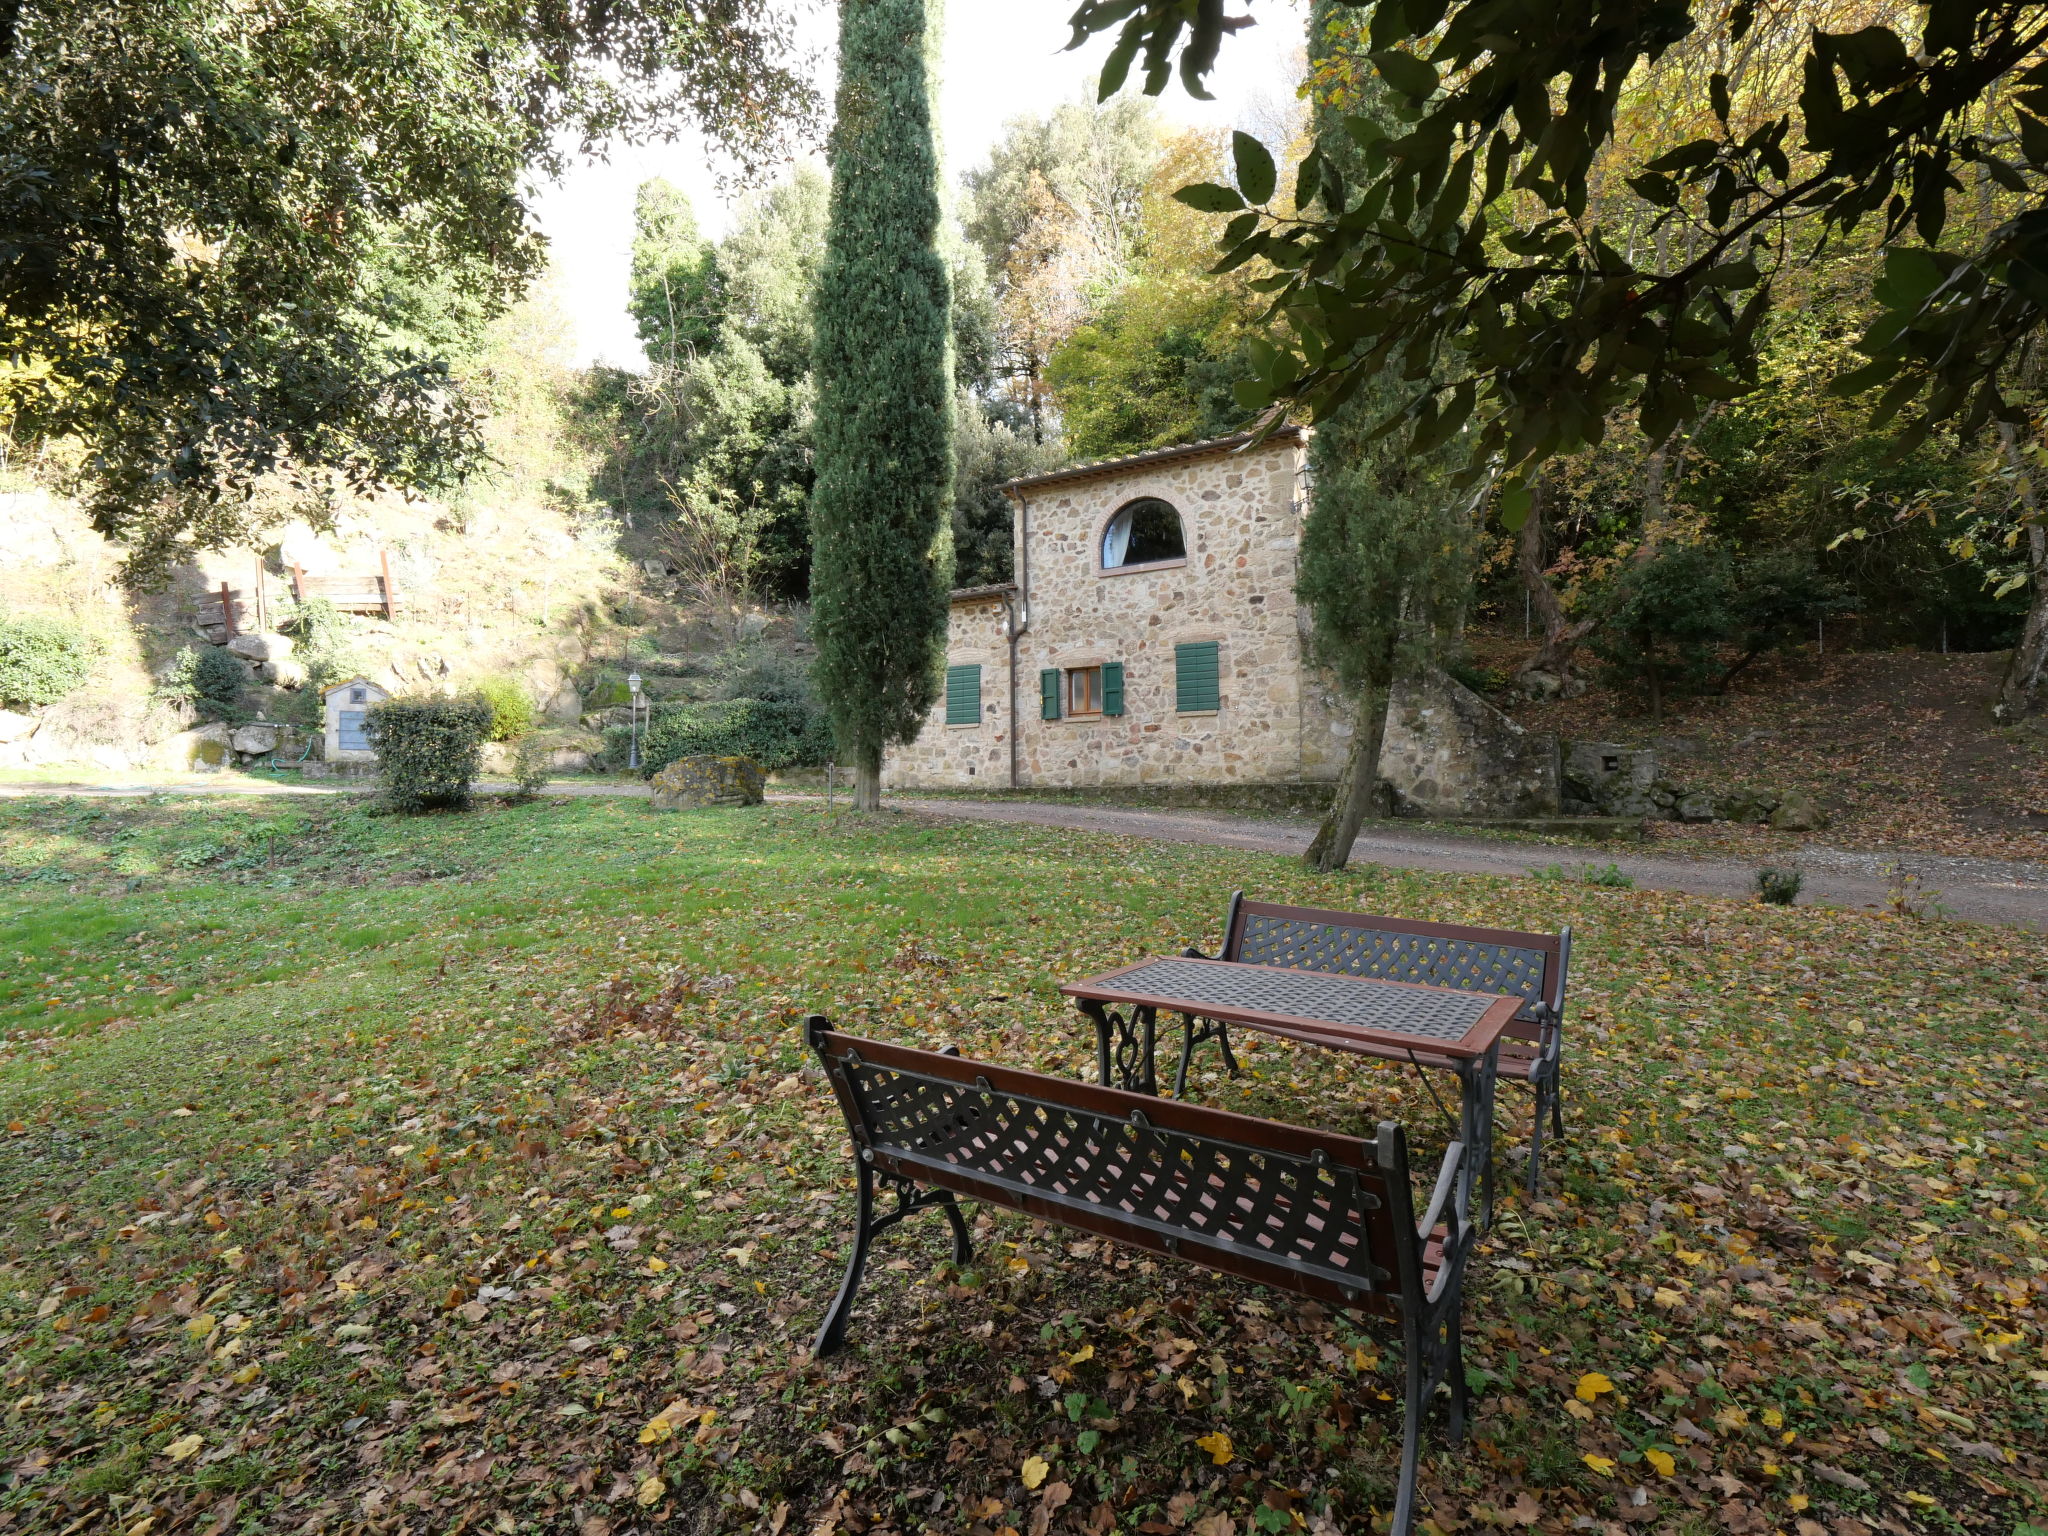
[1100,498,1186,569]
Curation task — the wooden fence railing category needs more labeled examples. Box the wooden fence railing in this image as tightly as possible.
[290,551,399,619]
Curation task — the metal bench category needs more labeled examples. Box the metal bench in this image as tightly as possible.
[1178,894,1571,1197]
[806,1016,1473,1536]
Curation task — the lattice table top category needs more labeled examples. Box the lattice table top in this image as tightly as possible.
[1064,956,1515,1056]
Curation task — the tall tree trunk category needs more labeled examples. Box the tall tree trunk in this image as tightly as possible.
[1515,473,1597,682]
[1996,424,2048,724]
[1305,677,1393,873]
[851,747,883,812]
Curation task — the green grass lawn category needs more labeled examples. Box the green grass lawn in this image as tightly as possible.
[1,794,2043,1536]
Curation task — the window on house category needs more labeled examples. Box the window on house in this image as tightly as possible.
[1068,666,1103,715]
[1101,498,1186,569]
[945,664,982,725]
[350,687,367,703]
[1040,663,1125,720]
[1175,641,1221,713]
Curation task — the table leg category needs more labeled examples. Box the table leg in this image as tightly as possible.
[1079,1000,1158,1095]
[1454,1044,1501,1231]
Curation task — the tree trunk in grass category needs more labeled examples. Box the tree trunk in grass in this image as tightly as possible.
[808,0,954,811]
[1304,674,1393,874]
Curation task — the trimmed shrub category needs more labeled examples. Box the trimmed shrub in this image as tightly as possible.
[0,615,102,709]
[474,674,536,741]
[367,694,493,812]
[509,733,553,800]
[609,697,835,776]
[1755,866,1804,905]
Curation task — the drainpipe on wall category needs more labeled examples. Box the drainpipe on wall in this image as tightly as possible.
[1004,488,1032,790]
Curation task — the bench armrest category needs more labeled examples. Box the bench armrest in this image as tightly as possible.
[1417,1140,1464,1245]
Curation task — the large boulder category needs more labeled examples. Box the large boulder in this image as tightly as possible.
[648,754,766,809]
[0,709,36,744]
[229,723,282,757]
[259,656,309,689]
[542,685,584,725]
[152,723,234,772]
[1768,788,1828,832]
[226,631,293,664]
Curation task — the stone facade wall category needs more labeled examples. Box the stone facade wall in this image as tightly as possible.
[882,593,1015,787]
[1379,666,1561,817]
[886,435,1347,789]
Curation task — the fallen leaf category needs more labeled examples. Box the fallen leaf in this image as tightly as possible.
[1021,1455,1050,1490]
[1576,1371,1615,1403]
[636,1477,665,1508]
[1644,1448,1676,1478]
[1195,1431,1234,1465]
[162,1433,202,1462]
[1582,1454,1617,1476]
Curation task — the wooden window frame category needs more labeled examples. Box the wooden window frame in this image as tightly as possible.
[1066,666,1104,717]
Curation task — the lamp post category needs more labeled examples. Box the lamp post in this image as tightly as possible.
[627,671,643,771]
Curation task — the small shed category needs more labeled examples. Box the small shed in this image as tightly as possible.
[323,677,389,762]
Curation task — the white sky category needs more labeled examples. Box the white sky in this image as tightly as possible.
[529,0,1308,370]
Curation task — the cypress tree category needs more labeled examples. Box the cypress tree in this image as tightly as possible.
[810,0,954,811]
[1298,0,1476,871]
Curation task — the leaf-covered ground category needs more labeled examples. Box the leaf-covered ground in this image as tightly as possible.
[1,795,2043,1536]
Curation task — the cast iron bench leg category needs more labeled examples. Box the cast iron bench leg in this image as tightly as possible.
[814,1159,975,1358]
[1392,1323,1428,1536]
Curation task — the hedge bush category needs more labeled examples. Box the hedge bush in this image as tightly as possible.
[0,615,102,709]
[607,697,835,776]
[164,644,249,722]
[474,674,536,741]
[367,694,493,812]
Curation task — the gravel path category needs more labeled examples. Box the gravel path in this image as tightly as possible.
[884,796,2048,933]
[6,775,2043,930]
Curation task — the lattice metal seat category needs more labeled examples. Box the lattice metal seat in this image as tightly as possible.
[807,1018,1473,1536]
[1181,895,1572,1203]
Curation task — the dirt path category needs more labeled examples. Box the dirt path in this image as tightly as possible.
[6,774,2044,930]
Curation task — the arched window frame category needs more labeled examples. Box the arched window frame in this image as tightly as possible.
[1096,497,1188,575]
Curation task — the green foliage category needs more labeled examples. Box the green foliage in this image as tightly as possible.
[509,734,555,800]
[1047,278,1254,460]
[0,614,102,709]
[282,598,367,694]
[3,0,812,578]
[953,393,1061,587]
[366,694,493,814]
[1588,546,1737,716]
[182,647,249,723]
[1755,867,1804,905]
[809,0,954,786]
[615,698,835,776]
[1722,552,1856,687]
[1534,862,1635,889]
[1077,0,2048,484]
[629,180,724,369]
[474,676,536,743]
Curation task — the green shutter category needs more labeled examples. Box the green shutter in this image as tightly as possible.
[1040,668,1062,720]
[944,664,981,725]
[1175,642,1220,712]
[1101,661,1124,717]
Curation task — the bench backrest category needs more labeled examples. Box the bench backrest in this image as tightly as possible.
[1220,894,1569,1040]
[808,1023,1442,1316]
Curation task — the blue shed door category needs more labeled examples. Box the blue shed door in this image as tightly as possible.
[337,710,370,753]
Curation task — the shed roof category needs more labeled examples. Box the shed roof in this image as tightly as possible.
[949,582,1018,606]
[321,676,386,699]
[999,425,1307,496]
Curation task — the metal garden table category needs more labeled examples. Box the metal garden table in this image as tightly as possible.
[1060,955,1520,1225]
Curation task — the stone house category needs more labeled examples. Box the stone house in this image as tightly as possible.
[885,428,1354,790]
[322,676,388,763]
